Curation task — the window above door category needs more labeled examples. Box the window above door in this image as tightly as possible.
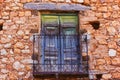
[41,14,78,35]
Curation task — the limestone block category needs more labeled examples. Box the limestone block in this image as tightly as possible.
[91,0,97,2]
[10,11,18,18]
[96,59,106,65]
[98,7,108,12]
[19,11,25,17]
[2,16,9,19]
[0,49,7,55]
[103,12,111,18]
[25,65,32,71]
[18,72,24,76]
[104,57,111,64]
[89,39,98,52]
[23,36,29,39]
[8,72,18,80]
[9,57,14,62]
[102,74,112,79]
[2,12,9,16]
[0,74,7,80]
[0,44,3,49]
[21,59,33,64]
[21,0,27,3]
[1,69,9,74]
[14,42,24,49]
[0,0,4,3]
[71,0,84,3]
[112,58,120,65]
[1,58,8,63]
[27,0,33,2]
[14,0,20,2]
[111,21,119,27]
[84,0,90,4]
[108,6,113,11]
[21,49,30,53]
[107,27,116,35]
[94,45,108,56]
[14,48,21,54]
[25,11,31,16]
[109,49,116,57]
[98,65,106,71]
[17,30,24,36]
[58,0,64,2]
[95,13,102,18]
[66,0,71,2]
[112,73,120,79]
[0,19,4,24]
[112,5,119,10]
[117,39,120,46]
[111,11,119,18]
[13,61,25,70]
[50,0,57,2]
[25,72,31,79]
[15,20,24,24]
[81,16,97,22]
[108,41,117,49]
[94,34,108,44]
[4,43,12,48]
[0,64,6,69]
[77,0,84,3]
[12,6,20,10]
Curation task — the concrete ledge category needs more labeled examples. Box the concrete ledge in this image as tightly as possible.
[24,2,91,11]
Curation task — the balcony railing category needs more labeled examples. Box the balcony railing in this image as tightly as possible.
[32,34,89,78]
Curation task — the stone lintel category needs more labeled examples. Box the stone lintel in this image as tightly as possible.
[24,3,91,11]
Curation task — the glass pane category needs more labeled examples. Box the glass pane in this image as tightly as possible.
[63,28,76,35]
[45,26,58,35]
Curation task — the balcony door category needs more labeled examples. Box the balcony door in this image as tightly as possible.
[41,14,80,72]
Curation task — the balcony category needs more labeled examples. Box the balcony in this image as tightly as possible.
[32,34,89,78]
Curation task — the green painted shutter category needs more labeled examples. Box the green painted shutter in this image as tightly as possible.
[42,16,59,27]
[60,16,77,28]
[42,15,59,35]
[60,16,78,35]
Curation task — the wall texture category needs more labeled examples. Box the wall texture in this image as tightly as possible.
[0,0,120,79]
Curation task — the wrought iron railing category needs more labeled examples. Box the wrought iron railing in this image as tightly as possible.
[32,34,89,76]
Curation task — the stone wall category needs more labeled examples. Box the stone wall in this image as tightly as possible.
[80,0,120,79]
[0,0,120,79]
[0,0,39,79]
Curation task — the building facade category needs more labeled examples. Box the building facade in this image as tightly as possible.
[0,0,120,80]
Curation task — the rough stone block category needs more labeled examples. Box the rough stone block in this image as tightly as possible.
[102,74,112,79]
[96,59,106,65]
[14,42,24,49]
[109,49,117,57]
[112,58,120,65]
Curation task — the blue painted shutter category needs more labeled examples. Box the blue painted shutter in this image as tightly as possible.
[60,16,78,66]
[41,16,59,71]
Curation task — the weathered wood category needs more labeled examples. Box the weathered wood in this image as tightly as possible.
[24,3,91,11]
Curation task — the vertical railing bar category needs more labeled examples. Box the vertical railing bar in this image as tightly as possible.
[59,17,62,73]
[48,34,50,72]
[43,34,46,72]
[70,35,72,72]
[38,35,40,71]
[33,35,35,74]
[85,35,89,74]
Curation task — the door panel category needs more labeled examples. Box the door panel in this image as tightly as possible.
[42,15,59,71]
[41,14,79,72]
[60,16,78,67]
